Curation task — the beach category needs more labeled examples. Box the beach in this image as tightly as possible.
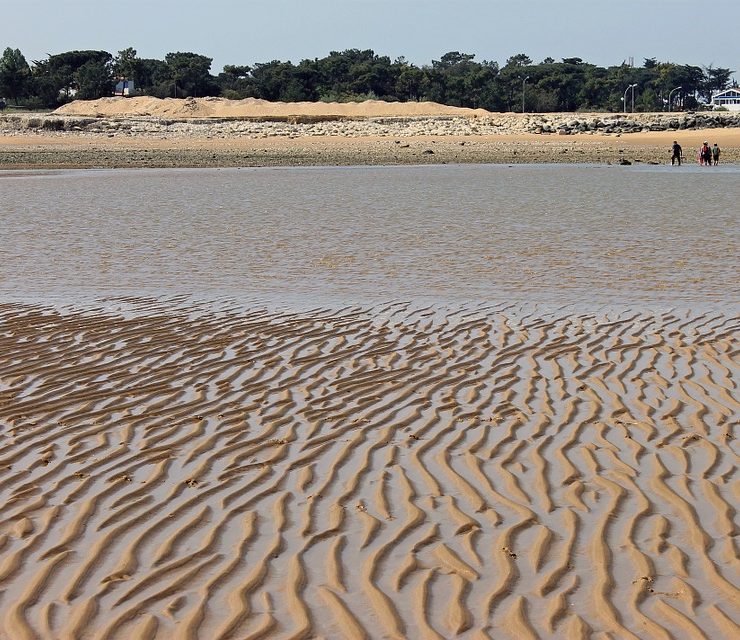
[0,112,738,639]
[3,131,740,169]
[2,296,738,639]
[1,97,739,168]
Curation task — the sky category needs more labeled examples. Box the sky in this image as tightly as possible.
[3,0,738,77]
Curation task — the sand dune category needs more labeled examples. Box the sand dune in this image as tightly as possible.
[53,96,491,119]
[0,298,737,639]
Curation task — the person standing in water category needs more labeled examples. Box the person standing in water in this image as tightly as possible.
[712,143,720,165]
[671,141,683,165]
[698,141,711,166]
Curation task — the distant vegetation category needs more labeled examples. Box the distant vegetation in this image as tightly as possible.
[0,46,735,112]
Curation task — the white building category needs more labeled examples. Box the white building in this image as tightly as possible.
[711,87,740,111]
[114,80,134,96]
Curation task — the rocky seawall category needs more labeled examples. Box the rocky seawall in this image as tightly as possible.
[1,111,739,140]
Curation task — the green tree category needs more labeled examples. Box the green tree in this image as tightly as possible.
[636,87,661,112]
[313,49,385,100]
[423,52,497,108]
[347,54,394,99]
[132,58,170,96]
[601,63,640,111]
[461,61,498,108]
[31,50,112,105]
[393,60,424,101]
[504,53,532,68]
[434,51,476,68]
[701,65,734,102]
[113,47,138,93]
[293,60,321,101]
[164,52,215,97]
[0,47,31,103]
[216,64,254,98]
[30,61,60,107]
[74,58,113,99]
[577,67,611,110]
[251,60,299,100]
[7,44,733,112]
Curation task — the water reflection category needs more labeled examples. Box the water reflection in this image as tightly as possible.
[2,164,738,304]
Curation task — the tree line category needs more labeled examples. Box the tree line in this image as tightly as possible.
[0,46,735,112]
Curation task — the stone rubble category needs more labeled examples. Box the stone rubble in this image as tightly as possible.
[1,111,739,140]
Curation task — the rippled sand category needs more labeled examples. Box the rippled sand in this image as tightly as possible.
[1,297,738,639]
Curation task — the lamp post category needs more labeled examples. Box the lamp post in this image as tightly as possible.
[668,86,682,112]
[522,76,530,113]
[623,83,636,113]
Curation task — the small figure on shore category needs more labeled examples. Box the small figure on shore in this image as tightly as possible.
[671,140,682,165]
[712,143,720,165]
[0,98,6,112]
[699,141,712,166]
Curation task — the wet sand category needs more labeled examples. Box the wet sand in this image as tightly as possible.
[0,297,738,639]
[1,151,738,638]
[1,128,739,169]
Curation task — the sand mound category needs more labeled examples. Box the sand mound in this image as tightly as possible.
[53,96,491,119]
[1,298,738,639]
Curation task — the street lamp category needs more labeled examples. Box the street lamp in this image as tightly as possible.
[668,86,682,112]
[522,76,530,113]
[623,83,637,113]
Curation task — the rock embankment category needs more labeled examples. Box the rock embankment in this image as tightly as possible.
[1,111,739,140]
[526,112,740,135]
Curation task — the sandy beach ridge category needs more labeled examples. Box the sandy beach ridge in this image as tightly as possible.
[1,97,739,168]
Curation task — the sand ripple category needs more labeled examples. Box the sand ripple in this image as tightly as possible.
[0,299,738,639]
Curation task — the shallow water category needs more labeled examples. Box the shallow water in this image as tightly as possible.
[1,165,739,639]
[2,163,738,304]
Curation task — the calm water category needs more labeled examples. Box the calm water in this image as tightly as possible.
[1,164,738,305]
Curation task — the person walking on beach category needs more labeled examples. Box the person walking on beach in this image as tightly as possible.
[671,140,682,165]
[712,143,720,165]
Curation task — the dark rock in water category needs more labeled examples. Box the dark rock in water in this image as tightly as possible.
[619,158,632,165]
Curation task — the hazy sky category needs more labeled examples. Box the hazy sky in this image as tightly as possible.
[3,0,738,76]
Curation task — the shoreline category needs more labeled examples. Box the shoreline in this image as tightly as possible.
[1,130,739,169]
[2,104,739,168]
